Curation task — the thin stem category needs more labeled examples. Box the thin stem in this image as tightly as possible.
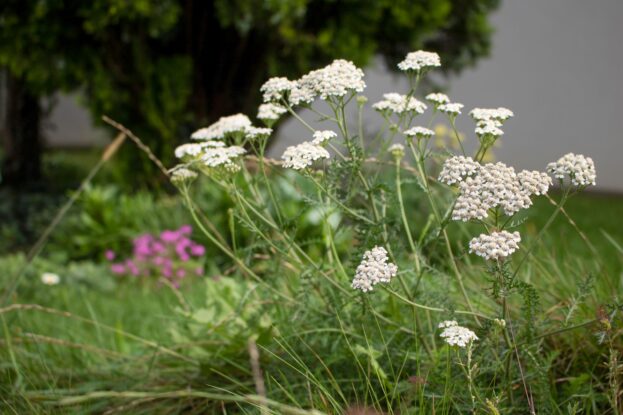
[449,118,466,156]
[383,287,494,320]
[511,188,570,279]
[395,158,422,276]
[406,140,479,323]
[308,175,376,225]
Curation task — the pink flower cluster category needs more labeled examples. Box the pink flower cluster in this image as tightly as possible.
[106,225,205,286]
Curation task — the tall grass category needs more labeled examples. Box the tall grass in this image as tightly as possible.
[1,52,622,414]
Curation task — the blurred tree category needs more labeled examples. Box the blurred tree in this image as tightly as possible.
[0,0,499,187]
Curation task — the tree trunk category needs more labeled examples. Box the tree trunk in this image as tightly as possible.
[1,73,42,187]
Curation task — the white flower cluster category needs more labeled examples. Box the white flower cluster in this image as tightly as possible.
[438,102,464,116]
[425,92,450,105]
[388,143,405,158]
[547,153,596,186]
[438,156,481,185]
[260,77,296,102]
[351,246,398,292]
[469,231,521,261]
[517,170,552,195]
[175,121,250,176]
[257,103,287,121]
[438,320,478,348]
[469,107,514,123]
[281,141,330,170]
[174,141,225,159]
[200,145,247,174]
[297,59,366,101]
[245,126,273,139]
[404,126,435,139]
[475,122,504,137]
[170,166,198,184]
[372,93,427,115]
[469,107,513,138]
[191,114,252,140]
[288,84,316,106]
[438,320,459,329]
[311,130,337,146]
[452,162,550,221]
[261,60,366,107]
[398,51,441,72]
[41,272,61,286]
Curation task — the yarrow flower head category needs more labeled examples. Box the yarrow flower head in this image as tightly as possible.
[470,107,514,124]
[547,153,596,187]
[41,272,60,285]
[170,166,198,185]
[260,77,296,102]
[191,114,252,140]
[174,141,224,160]
[311,130,338,146]
[297,59,366,101]
[372,93,427,115]
[257,103,287,121]
[438,102,464,116]
[452,162,541,221]
[351,246,398,292]
[288,83,316,106]
[426,92,450,106]
[475,120,504,137]
[244,126,273,140]
[469,231,521,261]
[281,141,330,171]
[398,50,441,72]
[438,320,459,329]
[517,170,552,196]
[404,126,435,139]
[388,143,405,158]
[200,145,246,175]
[438,156,481,185]
[439,321,478,348]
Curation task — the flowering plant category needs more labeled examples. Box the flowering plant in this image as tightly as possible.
[165,51,607,413]
[106,225,205,286]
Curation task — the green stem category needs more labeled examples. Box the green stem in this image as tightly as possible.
[258,139,283,225]
[406,140,479,323]
[449,118,466,156]
[384,287,493,320]
[308,175,375,225]
[511,188,570,279]
[395,158,422,277]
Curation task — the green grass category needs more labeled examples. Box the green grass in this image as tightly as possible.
[1,188,622,414]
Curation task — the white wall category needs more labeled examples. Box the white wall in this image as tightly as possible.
[276,0,623,191]
[45,94,109,148]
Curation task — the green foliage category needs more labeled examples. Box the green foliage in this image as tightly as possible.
[3,54,623,414]
[1,0,500,183]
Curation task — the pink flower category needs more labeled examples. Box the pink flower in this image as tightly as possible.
[105,250,116,261]
[194,267,204,276]
[160,230,180,243]
[133,234,154,257]
[126,260,140,276]
[176,269,186,278]
[190,244,205,256]
[110,263,126,275]
[179,225,192,235]
[152,242,165,254]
